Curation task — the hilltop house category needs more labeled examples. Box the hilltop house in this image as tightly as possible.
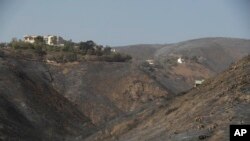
[23,35,37,44]
[24,35,64,46]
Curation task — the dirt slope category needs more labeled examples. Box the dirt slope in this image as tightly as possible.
[48,61,169,125]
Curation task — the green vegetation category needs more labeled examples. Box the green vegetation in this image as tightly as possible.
[47,52,78,63]
[4,39,132,63]
[101,53,132,62]
[34,36,45,45]
[0,43,7,48]
[10,40,34,49]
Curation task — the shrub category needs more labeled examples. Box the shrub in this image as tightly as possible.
[48,53,77,63]
[64,53,77,62]
[62,45,74,52]
[101,53,132,62]
[79,40,95,52]
[10,41,34,49]
[103,47,112,55]
[95,46,103,56]
[34,45,47,57]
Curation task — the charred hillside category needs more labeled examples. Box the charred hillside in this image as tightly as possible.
[0,37,249,141]
[0,49,170,140]
[47,58,169,125]
[85,55,250,141]
[0,54,95,141]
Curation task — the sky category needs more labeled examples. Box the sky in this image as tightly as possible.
[0,0,250,46]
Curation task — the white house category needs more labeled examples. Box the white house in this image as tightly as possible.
[23,35,38,44]
[177,57,184,64]
[24,35,64,46]
[194,79,205,87]
[43,35,64,46]
[146,59,154,65]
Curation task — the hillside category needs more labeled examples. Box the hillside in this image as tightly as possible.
[84,55,250,141]
[155,37,250,72]
[47,58,169,125]
[0,37,249,140]
[0,54,95,140]
[0,49,170,140]
[116,37,250,94]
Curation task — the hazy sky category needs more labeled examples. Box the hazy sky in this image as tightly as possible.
[0,0,250,46]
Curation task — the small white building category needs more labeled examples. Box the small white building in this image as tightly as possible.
[177,57,184,64]
[46,59,56,64]
[146,59,154,65]
[111,49,116,52]
[194,79,205,87]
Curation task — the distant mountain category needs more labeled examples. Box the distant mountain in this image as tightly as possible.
[114,44,165,61]
[155,37,250,72]
[116,37,250,94]
[115,37,250,64]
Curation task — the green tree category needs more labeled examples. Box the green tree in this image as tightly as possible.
[10,38,19,49]
[85,40,96,48]
[61,39,75,52]
[79,42,88,53]
[103,47,111,55]
[79,40,96,54]
[34,36,45,45]
[95,45,103,56]
[64,39,75,48]
[79,40,95,50]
